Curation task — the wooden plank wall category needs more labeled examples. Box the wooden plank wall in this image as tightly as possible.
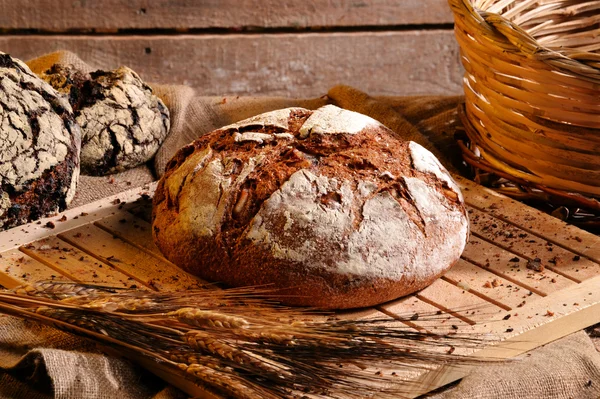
[0,1,462,98]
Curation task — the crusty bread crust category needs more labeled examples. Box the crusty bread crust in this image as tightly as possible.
[153,105,469,309]
[0,53,80,230]
[41,65,170,176]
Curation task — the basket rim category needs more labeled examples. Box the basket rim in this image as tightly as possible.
[448,0,600,82]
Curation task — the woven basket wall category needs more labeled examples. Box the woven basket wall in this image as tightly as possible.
[449,0,600,212]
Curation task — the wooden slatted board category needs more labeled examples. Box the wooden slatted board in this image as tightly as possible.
[1,176,600,398]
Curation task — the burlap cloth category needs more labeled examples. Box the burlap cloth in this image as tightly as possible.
[0,51,598,398]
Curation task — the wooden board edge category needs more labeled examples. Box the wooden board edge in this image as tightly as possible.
[0,1,454,31]
[0,183,157,253]
[0,31,463,98]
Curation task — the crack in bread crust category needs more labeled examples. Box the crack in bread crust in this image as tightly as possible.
[153,105,469,309]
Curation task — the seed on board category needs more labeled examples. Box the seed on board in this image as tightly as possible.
[442,188,459,202]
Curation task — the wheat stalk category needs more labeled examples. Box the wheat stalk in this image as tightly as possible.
[0,282,496,398]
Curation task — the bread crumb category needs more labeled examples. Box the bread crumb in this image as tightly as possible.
[526,258,544,272]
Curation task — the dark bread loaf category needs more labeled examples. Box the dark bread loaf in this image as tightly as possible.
[41,65,170,176]
[152,105,469,309]
[0,53,81,230]
[39,64,90,108]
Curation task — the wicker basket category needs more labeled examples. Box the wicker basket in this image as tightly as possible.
[449,0,600,217]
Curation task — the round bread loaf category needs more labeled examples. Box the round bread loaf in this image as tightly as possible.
[0,53,80,230]
[153,105,469,309]
[41,65,170,176]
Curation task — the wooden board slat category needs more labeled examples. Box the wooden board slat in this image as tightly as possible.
[468,207,600,282]
[0,31,463,97]
[416,279,505,325]
[0,1,454,31]
[58,224,204,291]
[442,259,543,311]
[462,236,576,297]
[20,237,137,288]
[380,296,471,335]
[457,176,600,263]
[0,249,68,289]
[94,213,162,256]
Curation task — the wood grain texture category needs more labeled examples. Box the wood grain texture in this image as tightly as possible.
[462,236,576,297]
[459,176,600,263]
[417,279,505,325]
[21,236,136,288]
[0,249,65,289]
[94,214,162,256]
[0,0,453,31]
[442,259,542,311]
[468,207,600,282]
[381,296,471,334]
[59,224,205,291]
[0,31,463,97]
